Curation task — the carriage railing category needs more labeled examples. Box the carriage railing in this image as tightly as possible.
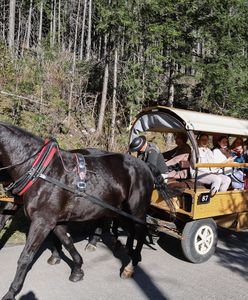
[193,162,248,192]
[194,162,248,168]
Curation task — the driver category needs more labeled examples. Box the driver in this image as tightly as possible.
[129,135,168,180]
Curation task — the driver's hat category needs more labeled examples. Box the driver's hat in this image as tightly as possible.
[129,136,146,152]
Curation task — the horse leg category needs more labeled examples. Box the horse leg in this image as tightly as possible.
[0,213,13,231]
[2,218,54,300]
[121,223,147,279]
[85,225,102,252]
[131,223,147,266]
[0,203,18,231]
[53,224,84,282]
[111,219,121,250]
[120,223,135,279]
[47,232,62,265]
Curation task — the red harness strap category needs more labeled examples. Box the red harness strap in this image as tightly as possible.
[17,140,57,196]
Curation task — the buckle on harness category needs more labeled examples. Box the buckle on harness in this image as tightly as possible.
[77,181,87,190]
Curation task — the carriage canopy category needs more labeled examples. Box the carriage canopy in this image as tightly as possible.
[129,106,248,142]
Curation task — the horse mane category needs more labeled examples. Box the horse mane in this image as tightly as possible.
[0,121,44,144]
[70,148,123,158]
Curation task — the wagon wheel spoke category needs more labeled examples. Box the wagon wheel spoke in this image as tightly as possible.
[196,239,207,251]
[195,228,213,252]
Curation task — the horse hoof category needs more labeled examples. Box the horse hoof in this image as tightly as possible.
[69,270,84,282]
[85,243,97,252]
[47,256,61,265]
[120,267,134,279]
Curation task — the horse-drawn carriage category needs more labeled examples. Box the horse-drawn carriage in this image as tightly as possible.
[0,107,248,300]
[1,107,248,266]
[129,106,248,263]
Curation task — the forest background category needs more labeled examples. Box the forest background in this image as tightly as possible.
[0,0,248,151]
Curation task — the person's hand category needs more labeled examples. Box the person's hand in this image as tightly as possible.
[227,156,234,162]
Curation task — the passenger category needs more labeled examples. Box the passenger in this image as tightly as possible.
[212,136,233,175]
[195,134,231,196]
[129,135,168,180]
[230,138,245,163]
[163,132,191,160]
[229,138,246,189]
[162,132,191,179]
[213,136,243,189]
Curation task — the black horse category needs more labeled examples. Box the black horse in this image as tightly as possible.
[0,122,174,300]
[0,147,116,254]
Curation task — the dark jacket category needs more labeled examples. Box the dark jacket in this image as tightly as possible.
[138,143,168,175]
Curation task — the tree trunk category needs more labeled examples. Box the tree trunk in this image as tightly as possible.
[38,0,43,45]
[67,0,81,127]
[21,19,28,56]
[16,5,22,55]
[1,2,6,41]
[79,0,87,60]
[52,0,56,46]
[86,0,92,60]
[97,62,109,134]
[109,48,118,150]
[58,0,61,46]
[8,0,16,50]
[26,0,33,49]
[50,2,53,47]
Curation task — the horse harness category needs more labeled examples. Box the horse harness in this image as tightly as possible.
[4,139,57,195]
[2,139,146,225]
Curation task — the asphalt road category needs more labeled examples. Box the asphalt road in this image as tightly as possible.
[0,228,247,300]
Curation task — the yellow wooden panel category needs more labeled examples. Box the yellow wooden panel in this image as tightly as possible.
[151,187,248,225]
[192,190,248,219]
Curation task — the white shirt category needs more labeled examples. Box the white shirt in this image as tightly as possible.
[190,147,216,177]
[198,147,217,174]
[212,148,232,175]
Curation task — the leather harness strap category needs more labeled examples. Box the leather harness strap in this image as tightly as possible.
[39,173,146,225]
[5,139,57,195]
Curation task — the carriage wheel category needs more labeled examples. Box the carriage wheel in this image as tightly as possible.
[181,218,217,264]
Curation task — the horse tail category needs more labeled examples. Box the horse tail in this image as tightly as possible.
[147,164,176,215]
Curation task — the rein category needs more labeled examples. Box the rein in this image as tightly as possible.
[39,173,146,225]
[39,172,173,232]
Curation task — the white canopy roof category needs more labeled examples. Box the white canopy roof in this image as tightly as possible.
[130,106,248,141]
